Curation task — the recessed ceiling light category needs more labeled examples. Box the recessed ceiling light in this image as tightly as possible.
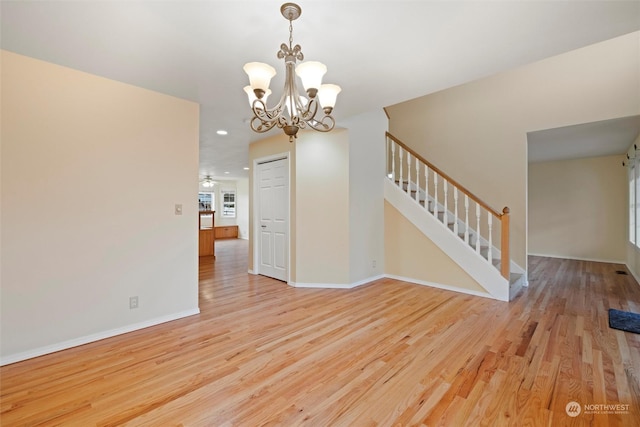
[243,167,249,170]
[216,130,228,135]
[224,171,230,174]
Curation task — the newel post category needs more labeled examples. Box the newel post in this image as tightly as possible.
[500,207,510,280]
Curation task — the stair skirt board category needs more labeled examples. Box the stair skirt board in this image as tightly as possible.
[400,179,526,279]
[384,274,495,300]
[385,179,510,302]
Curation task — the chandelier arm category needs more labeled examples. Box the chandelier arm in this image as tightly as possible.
[252,98,283,120]
[305,114,336,132]
[276,115,290,129]
[249,116,277,133]
[297,97,319,122]
[250,98,287,133]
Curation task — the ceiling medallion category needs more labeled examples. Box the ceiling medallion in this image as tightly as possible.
[243,3,341,142]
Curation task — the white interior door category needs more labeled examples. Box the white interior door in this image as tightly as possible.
[257,158,288,281]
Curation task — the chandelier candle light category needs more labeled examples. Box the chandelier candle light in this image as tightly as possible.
[243,3,341,142]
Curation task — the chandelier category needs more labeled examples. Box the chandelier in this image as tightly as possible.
[243,3,341,142]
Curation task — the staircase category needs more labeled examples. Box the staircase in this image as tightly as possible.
[385,132,525,301]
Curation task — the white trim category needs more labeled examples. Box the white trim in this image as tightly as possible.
[351,274,386,288]
[528,252,626,264]
[248,269,257,275]
[252,153,291,282]
[289,274,385,289]
[290,282,356,289]
[385,179,509,301]
[0,308,200,366]
[384,274,496,300]
[624,263,640,287]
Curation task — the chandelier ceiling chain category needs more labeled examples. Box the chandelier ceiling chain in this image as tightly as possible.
[243,3,341,142]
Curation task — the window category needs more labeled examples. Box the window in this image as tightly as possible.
[199,192,214,211]
[628,153,640,248]
[635,159,640,246]
[221,190,236,218]
[630,166,635,244]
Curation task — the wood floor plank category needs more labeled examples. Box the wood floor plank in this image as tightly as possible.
[1,242,640,425]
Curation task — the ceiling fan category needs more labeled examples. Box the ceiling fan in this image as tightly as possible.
[200,176,216,188]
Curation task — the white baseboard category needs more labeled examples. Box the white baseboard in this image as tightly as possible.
[528,253,625,264]
[351,274,386,288]
[0,308,200,366]
[624,263,640,287]
[290,274,385,289]
[290,282,354,289]
[384,274,498,300]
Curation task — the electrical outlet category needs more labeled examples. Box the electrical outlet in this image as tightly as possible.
[129,296,139,309]
[372,260,377,268]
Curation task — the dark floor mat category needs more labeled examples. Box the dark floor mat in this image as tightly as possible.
[608,308,640,334]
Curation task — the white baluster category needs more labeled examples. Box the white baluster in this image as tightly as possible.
[488,214,493,263]
[390,141,396,183]
[425,165,429,211]
[453,187,459,236]
[398,147,403,189]
[475,203,481,254]
[415,159,420,203]
[464,195,469,245]
[406,153,412,196]
[443,179,448,226]
[433,172,439,219]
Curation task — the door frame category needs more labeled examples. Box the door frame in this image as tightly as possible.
[252,152,291,284]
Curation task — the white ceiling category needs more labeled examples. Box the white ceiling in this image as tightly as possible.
[2,1,639,179]
[528,116,640,164]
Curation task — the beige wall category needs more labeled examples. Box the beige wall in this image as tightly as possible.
[236,178,249,239]
[529,155,626,262]
[0,51,200,363]
[384,202,487,294]
[343,110,388,283]
[296,130,350,284]
[386,31,640,272]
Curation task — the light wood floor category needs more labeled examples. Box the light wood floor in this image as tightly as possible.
[2,239,640,426]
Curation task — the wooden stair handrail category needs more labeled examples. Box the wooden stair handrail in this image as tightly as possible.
[386,132,503,219]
